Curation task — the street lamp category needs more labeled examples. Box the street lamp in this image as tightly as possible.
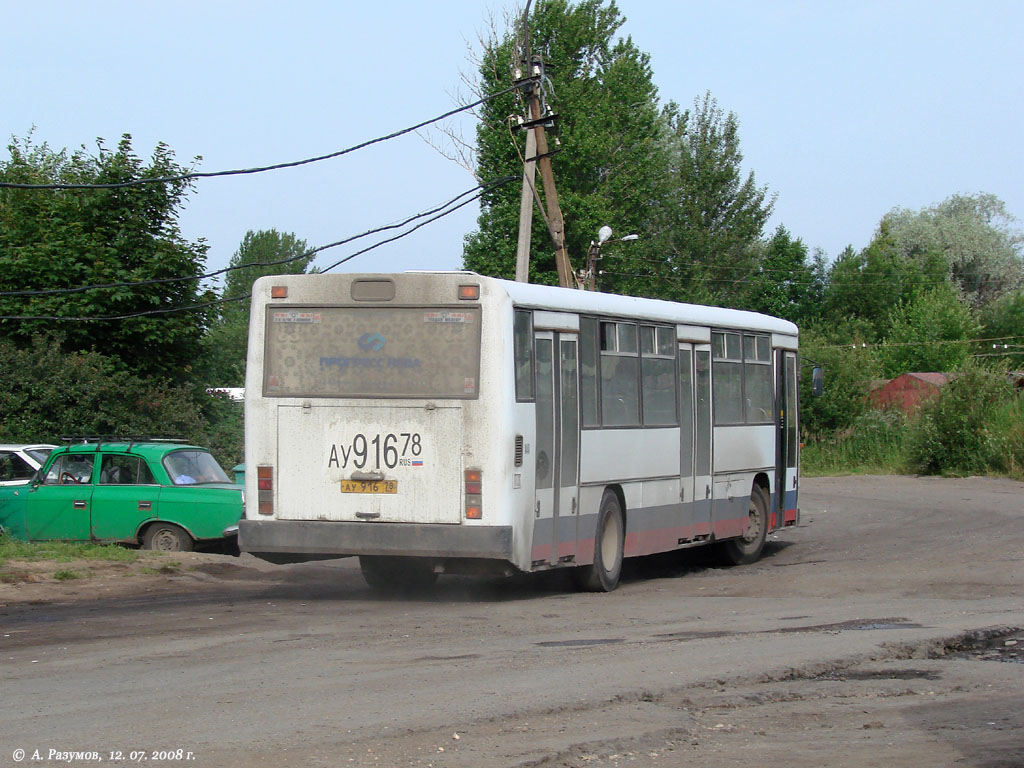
[583,227,639,291]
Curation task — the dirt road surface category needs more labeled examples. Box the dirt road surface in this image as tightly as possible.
[1,475,1022,768]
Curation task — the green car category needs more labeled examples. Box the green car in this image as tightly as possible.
[0,440,243,552]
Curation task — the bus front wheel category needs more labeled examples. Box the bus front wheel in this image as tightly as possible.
[575,490,625,592]
[717,488,768,566]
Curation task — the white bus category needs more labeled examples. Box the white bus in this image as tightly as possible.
[240,272,802,591]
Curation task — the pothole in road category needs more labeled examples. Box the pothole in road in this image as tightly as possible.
[848,621,924,631]
[818,667,942,681]
[777,617,924,634]
[948,629,1024,664]
[536,638,625,648]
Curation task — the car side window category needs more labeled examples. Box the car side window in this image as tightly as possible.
[44,454,95,485]
[0,451,36,482]
[99,455,156,485]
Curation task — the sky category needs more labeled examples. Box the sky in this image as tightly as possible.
[3,0,1022,285]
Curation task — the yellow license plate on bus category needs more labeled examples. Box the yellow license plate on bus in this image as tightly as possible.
[340,479,398,494]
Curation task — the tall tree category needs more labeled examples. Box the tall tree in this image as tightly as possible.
[618,92,773,306]
[821,192,1022,341]
[737,225,826,323]
[0,133,212,381]
[881,193,1023,308]
[462,1,675,286]
[878,284,981,376]
[822,226,948,341]
[202,229,314,386]
[461,4,774,307]
[979,289,1024,367]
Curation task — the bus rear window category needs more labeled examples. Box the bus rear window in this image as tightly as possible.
[263,306,482,398]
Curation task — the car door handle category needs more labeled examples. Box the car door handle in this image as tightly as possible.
[138,501,153,511]
[73,500,87,509]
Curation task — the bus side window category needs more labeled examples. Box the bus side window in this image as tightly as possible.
[514,310,534,401]
[580,317,599,427]
[641,325,677,426]
[600,321,640,427]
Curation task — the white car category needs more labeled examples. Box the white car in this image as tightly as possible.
[0,444,57,487]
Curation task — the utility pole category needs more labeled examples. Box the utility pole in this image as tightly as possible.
[525,77,575,289]
[513,4,576,288]
[514,124,537,283]
[520,63,575,288]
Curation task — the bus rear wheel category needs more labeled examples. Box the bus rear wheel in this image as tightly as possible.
[359,555,438,593]
[717,487,768,566]
[575,490,625,592]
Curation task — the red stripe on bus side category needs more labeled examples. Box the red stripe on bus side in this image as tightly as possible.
[535,514,755,569]
[713,517,747,541]
[625,526,691,558]
[531,544,551,562]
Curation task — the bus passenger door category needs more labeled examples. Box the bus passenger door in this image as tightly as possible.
[532,331,580,567]
[774,350,799,527]
[678,344,696,536]
[693,345,713,538]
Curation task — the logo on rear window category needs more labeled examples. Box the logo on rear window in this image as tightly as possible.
[357,333,386,352]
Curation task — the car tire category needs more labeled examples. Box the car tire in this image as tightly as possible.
[142,523,194,552]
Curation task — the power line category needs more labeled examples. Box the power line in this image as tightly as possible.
[599,267,1021,290]
[0,179,510,298]
[0,84,528,191]
[818,335,1024,350]
[318,186,494,274]
[0,175,518,322]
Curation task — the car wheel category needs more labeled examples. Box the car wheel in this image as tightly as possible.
[142,523,194,552]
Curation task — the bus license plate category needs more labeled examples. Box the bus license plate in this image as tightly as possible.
[340,480,398,494]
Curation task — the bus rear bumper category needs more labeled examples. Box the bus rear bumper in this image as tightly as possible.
[239,519,514,561]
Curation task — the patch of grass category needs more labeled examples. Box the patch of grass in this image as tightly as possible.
[0,538,139,568]
[802,409,909,476]
[53,569,85,581]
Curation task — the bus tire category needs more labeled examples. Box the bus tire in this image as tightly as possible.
[359,555,438,593]
[575,490,625,592]
[718,487,768,566]
[142,522,194,552]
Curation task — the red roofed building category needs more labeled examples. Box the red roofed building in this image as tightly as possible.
[869,373,953,413]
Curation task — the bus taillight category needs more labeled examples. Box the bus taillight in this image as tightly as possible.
[465,469,482,519]
[257,465,274,516]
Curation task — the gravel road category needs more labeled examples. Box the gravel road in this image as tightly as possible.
[1,475,1021,767]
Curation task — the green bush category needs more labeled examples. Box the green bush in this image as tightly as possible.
[0,335,244,471]
[908,366,1017,476]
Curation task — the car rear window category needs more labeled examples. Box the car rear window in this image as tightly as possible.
[163,450,231,485]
